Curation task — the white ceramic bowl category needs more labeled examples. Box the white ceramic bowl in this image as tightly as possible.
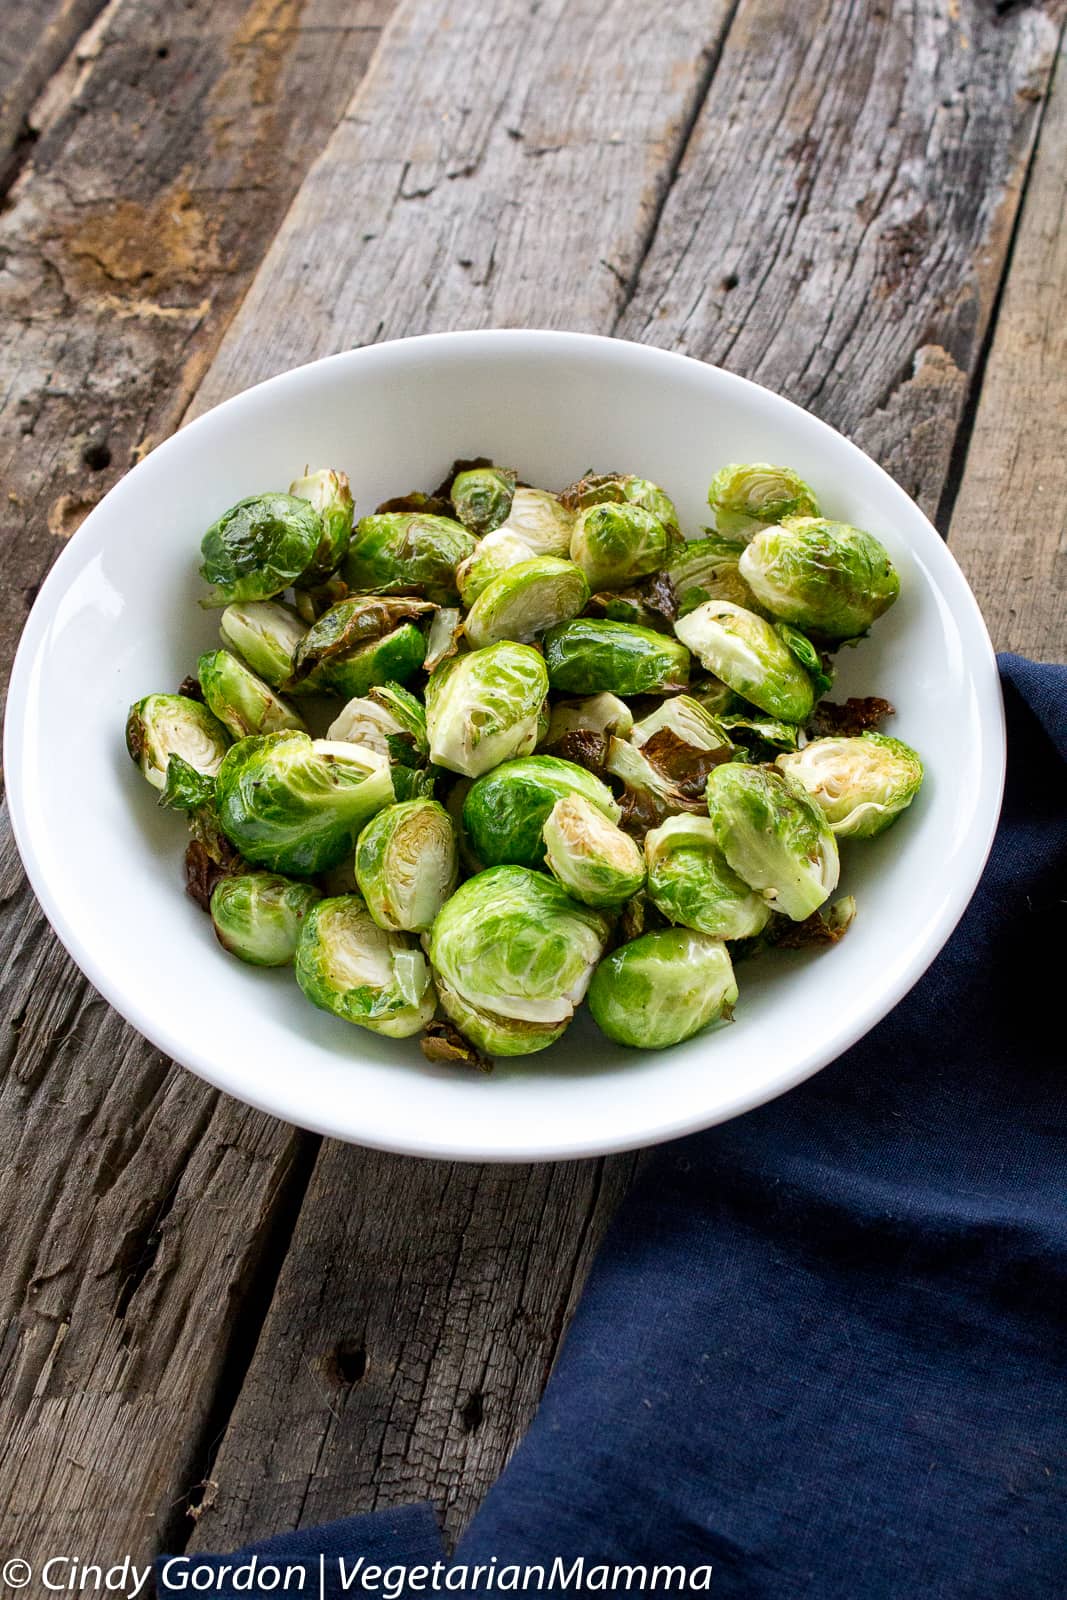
[4,331,1004,1161]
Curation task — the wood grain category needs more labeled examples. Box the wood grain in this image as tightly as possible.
[948,34,1067,661]
[0,0,110,177]
[186,0,1062,1557]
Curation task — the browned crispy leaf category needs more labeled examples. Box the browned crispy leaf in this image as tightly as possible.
[421,1019,493,1074]
[375,491,454,517]
[809,697,894,738]
[184,839,231,911]
[429,456,495,501]
[640,727,732,801]
[617,890,668,945]
[771,896,857,949]
[544,728,611,777]
[178,675,205,702]
[291,595,436,680]
[559,472,625,512]
[644,569,679,623]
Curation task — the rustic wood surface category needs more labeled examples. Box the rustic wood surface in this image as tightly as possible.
[0,0,1063,1580]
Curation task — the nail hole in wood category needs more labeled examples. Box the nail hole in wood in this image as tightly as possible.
[459,1391,484,1433]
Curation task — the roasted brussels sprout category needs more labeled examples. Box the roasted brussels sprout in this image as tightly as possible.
[667,535,760,616]
[776,623,833,696]
[450,465,516,536]
[674,600,814,723]
[200,493,324,606]
[631,694,732,756]
[327,682,428,761]
[428,866,610,1055]
[354,799,458,931]
[291,596,433,698]
[210,872,321,966]
[463,755,620,870]
[719,710,801,756]
[644,815,770,940]
[544,619,690,696]
[161,754,218,813]
[542,793,645,908]
[570,502,672,591]
[219,600,307,688]
[343,513,477,604]
[198,650,306,740]
[707,464,819,541]
[288,467,355,580]
[295,894,436,1037]
[546,692,634,744]
[425,642,548,778]
[562,472,680,537]
[777,733,923,837]
[464,556,590,648]
[456,530,537,607]
[497,487,575,557]
[588,929,738,1049]
[126,693,231,792]
[705,764,839,921]
[739,517,899,639]
[605,736,710,827]
[216,731,393,875]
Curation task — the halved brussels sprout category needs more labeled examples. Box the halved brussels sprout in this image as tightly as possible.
[327,682,428,762]
[210,872,321,966]
[292,596,434,698]
[464,556,590,648]
[220,601,308,688]
[216,731,394,875]
[667,535,760,616]
[198,650,306,740]
[631,695,731,755]
[343,512,477,604]
[126,693,231,792]
[543,619,690,695]
[644,815,770,940]
[456,529,539,607]
[738,518,899,640]
[464,755,620,869]
[428,866,610,1053]
[707,464,819,541]
[542,793,645,908]
[674,600,814,723]
[288,468,355,580]
[705,763,839,921]
[570,502,672,591]
[295,894,436,1037]
[562,472,680,537]
[777,733,923,837]
[425,642,548,778]
[200,492,324,606]
[450,465,516,536]
[354,799,458,931]
[546,692,634,744]
[497,487,575,557]
[588,929,737,1049]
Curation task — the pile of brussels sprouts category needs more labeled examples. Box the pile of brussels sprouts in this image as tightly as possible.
[126,457,923,1063]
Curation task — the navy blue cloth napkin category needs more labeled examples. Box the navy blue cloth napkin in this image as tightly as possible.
[160,656,1066,1599]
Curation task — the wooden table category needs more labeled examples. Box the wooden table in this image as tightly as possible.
[1,0,1064,1573]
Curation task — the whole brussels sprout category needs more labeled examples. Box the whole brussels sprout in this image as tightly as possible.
[450,465,516,535]
[562,472,680,537]
[354,799,458,931]
[288,467,355,580]
[425,642,548,778]
[544,619,690,696]
[777,733,923,837]
[216,731,393,875]
[456,530,539,607]
[674,600,813,723]
[588,929,737,1049]
[542,793,645,908]
[428,866,611,1054]
[464,755,620,870]
[210,872,321,966]
[200,492,324,606]
[464,556,590,649]
[738,517,900,640]
[327,682,428,761]
[220,600,307,687]
[569,502,672,591]
[497,487,575,557]
[343,513,477,604]
[198,650,306,740]
[546,692,634,744]
[295,894,436,1037]
[707,463,819,541]
[644,815,770,940]
[667,535,761,616]
[705,763,839,921]
[126,693,230,792]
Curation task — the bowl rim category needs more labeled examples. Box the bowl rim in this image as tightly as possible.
[3,328,1006,1161]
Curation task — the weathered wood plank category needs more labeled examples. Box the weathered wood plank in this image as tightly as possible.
[948,35,1067,662]
[0,0,395,1574]
[187,0,1062,1558]
[0,0,110,177]
[617,0,1064,523]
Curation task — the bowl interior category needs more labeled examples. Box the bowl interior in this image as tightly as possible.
[5,332,1003,1160]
